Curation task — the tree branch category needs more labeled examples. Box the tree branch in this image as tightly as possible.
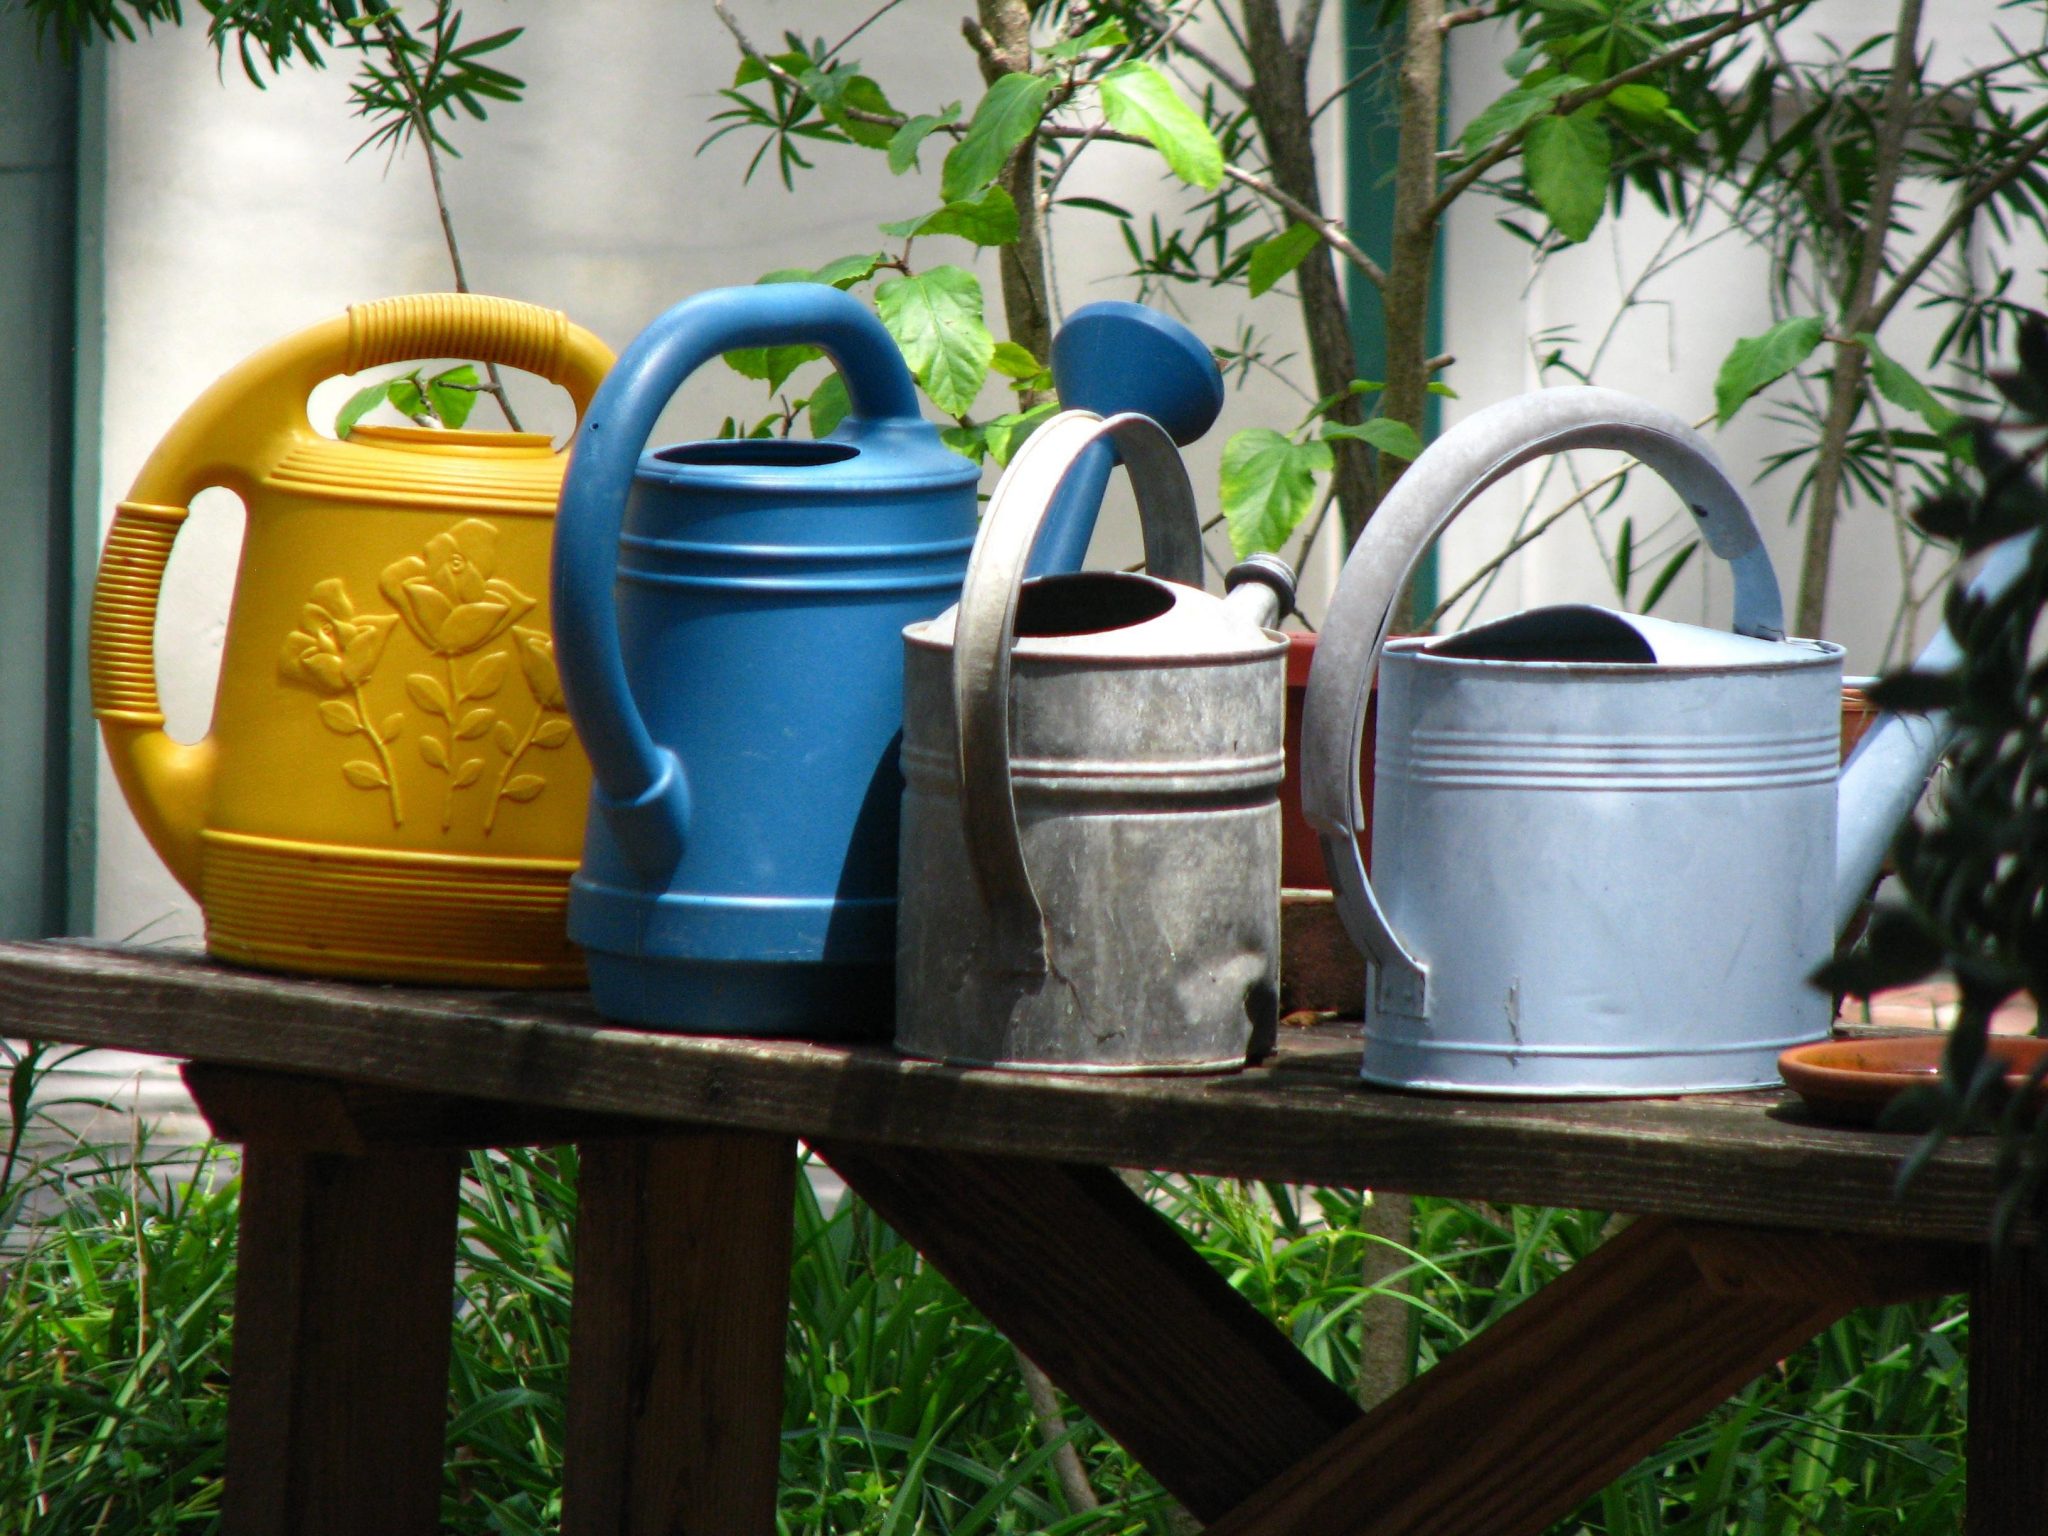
[1794,0,1924,636]
[1289,0,1326,59]
[1868,112,2048,333]
[1423,0,1808,230]
[714,0,1386,290]
[366,6,521,430]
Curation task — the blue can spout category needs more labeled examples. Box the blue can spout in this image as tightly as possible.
[1027,303,1225,577]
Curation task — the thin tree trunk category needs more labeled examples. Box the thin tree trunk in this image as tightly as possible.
[1241,0,1377,549]
[1355,1190,1414,1408]
[1378,0,1443,509]
[973,0,1054,376]
[1794,0,1925,637]
[1369,0,1446,628]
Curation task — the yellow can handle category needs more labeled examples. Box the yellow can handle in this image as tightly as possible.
[91,292,614,894]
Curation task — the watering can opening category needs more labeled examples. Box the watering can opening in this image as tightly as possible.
[1423,604,1657,665]
[1421,603,1831,671]
[1014,572,1176,638]
[652,440,860,469]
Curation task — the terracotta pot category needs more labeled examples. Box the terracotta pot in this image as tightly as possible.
[1840,678,1879,760]
[1278,631,1373,891]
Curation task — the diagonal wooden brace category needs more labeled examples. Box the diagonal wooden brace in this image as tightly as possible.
[1202,1216,1969,1536]
[815,1141,1362,1522]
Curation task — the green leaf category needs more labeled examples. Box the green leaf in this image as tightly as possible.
[1714,316,1825,424]
[989,341,1046,381]
[807,371,851,438]
[1605,82,1669,121]
[879,185,1020,246]
[939,422,989,462]
[799,65,898,148]
[810,252,887,290]
[985,401,1059,465]
[725,343,825,393]
[1524,106,1610,243]
[941,72,1052,202]
[1247,223,1322,298]
[1045,19,1129,60]
[1457,76,1577,155]
[1322,418,1423,461]
[1098,61,1223,190]
[875,266,994,416]
[1640,539,1698,612]
[1857,332,1964,437]
[1221,429,1331,557]
[887,104,960,174]
[388,375,427,420]
[425,364,479,429]
[336,379,393,438]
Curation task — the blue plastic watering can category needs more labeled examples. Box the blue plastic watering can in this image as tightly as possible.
[552,283,1224,1032]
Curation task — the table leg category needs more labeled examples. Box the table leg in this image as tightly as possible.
[563,1130,798,1536]
[1968,1244,2048,1533]
[222,1140,463,1536]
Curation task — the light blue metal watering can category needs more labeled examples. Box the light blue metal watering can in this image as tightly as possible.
[552,283,1226,1032]
[1303,386,2031,1095]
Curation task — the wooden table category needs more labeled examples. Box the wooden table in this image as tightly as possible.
[0,939,2034,1535]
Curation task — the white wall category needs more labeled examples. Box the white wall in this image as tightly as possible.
[1433,2,2044,659]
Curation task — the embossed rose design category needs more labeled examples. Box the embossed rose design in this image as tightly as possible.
[279,579,397,695]
[278,577,405,825]
[485,625,576,832]
[380,518,535,657]
[513,625,565,711]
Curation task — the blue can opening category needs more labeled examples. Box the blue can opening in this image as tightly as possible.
[655,440,860,468]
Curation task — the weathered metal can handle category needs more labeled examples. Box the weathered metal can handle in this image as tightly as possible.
[951,410,1206,974]
[1299,385,1785,1017]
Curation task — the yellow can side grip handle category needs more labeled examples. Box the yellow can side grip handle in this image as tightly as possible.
[91,292,615,896]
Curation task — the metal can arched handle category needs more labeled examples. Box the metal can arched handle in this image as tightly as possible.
[550,283,933,879]
[1299,386,1785,1016]
[951,410,1206,973]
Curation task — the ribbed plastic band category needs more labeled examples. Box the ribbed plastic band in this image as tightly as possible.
[91,501,188,720]
[201,830,584,985]
[346,294,568,380]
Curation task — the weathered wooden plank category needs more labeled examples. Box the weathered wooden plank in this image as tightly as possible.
[184,1062,673,1152]
[1968,1244,2048,1534]
[222,1139,462,1536]
[1682,1224,1973,1306]
[818,1142,1360,1521]
[1202,1219,1848,1536]
[0,940,2016,1243]
[563,1132,797,1536]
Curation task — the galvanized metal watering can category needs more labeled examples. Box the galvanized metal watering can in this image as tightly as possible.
[1302,386,2015,1095]
[896,411,1296,1072]
[90,293,613,986]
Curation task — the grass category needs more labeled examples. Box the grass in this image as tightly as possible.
[0,1051,1970,1535]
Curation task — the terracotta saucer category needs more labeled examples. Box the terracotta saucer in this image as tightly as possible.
[1778,1034,2048,1127]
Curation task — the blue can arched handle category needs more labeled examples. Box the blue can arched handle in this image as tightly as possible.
[551,283,931,879]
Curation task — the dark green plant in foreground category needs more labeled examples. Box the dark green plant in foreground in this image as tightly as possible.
[1820,311,2048,1237]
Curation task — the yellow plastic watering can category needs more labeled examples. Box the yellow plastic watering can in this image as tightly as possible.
[91,293,613,985]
